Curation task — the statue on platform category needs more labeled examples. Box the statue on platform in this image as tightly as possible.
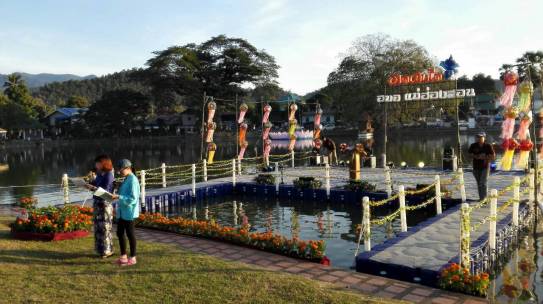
[349,143,367,180]
[362,113,374,133]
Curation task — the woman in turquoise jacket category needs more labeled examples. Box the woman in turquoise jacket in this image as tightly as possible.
[112,159,140,266]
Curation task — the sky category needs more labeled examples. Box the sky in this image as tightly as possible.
[0,0,541,94]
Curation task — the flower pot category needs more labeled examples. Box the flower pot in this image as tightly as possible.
[11,229,89,241]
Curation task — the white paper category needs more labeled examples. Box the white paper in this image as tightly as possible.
[93,187,115,202]
[69,177,88,188]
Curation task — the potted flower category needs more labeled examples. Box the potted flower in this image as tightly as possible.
[17,197,38,209]
[10,205,93,241]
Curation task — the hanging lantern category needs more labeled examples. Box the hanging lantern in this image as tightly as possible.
[238,140,248,160]
[238,103,249,124]
[499,72,519,108]
[263,139,272,160]
[501,107,518,139]
[206,122,216,143]
[314,124,323,140]
[262,121,273,140]
[262,104,272,123]
[517,139,533,169]
[289,103,298,121]
[517,112,532,141]
[517,81,534,113]
[207,101,217,123]
[288,119,297,137]
[314,108,323,127]
[500,138,518,171]
[238,123,248,146]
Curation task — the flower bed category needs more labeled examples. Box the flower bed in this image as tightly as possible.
[10,205,93,241]
[438,263,490,297]
[136,213,328,264]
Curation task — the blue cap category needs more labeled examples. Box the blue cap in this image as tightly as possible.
[116,159,132,169]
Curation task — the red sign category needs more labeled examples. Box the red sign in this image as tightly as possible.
[387,68,444,87]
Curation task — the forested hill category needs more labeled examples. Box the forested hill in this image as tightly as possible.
[32,69,147,106]
[0,72,96,88]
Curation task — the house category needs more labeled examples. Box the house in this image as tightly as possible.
[143,110,199,135]
[46,107,87,127]
[179,109,198,134]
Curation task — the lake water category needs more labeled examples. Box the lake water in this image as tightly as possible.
[1,131,541,302]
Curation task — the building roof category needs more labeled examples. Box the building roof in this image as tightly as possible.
[47,107,86,118]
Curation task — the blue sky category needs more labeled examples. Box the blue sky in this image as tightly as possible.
[0,0,541,94]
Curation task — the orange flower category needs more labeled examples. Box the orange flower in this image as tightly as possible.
[451,275,460,282]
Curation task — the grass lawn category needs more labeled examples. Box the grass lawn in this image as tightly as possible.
[0,217,404,304]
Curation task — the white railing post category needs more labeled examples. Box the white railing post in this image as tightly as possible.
[384,166,392,197]
[232,159,237,187]
[458,168,466,203]
[265,156,270,167]
[363,196,371,252]
[459,203,471,269]
[489,189,498,256]
[398,185,407,232]
[291,150,295,168]
[435,175,442,215]
[274,162,280,193]
[238,158,242,175]
[62,173,69,204]
[529,168,535,204]
[203,159,208,182]
[325,164,331,198]
[513,177,520,227]
[161,163,167,188]
[382,153,387,168]
[191,164,196,197]
[370,156,376,169]
[140,170,146,210]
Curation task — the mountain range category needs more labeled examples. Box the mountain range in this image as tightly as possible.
[0,72,96,88]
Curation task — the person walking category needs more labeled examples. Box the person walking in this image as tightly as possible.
[112,159,140,266]
[87,155,115,258]
[322,137,338,165]
[468,132,495,200]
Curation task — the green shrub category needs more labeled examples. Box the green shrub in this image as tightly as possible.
[344,180,376,192]
[254,174,275,185]
[293,177,322,189]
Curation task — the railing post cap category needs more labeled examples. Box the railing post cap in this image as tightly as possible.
[399,185,405,191]
[362,196,369,202]
[461,202,470,209]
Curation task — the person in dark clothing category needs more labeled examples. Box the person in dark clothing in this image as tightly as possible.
[87,155,115,258]
[322,137,338,165]
[468,132,495,200]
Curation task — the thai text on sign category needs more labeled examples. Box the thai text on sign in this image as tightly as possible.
[377,87,476,103]
[387,68,444,87]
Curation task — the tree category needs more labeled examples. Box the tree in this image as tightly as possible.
[34,69,147,106]
[500,51,543,84]
[84,89,151,136]
[325,33,434,126]
[457,73,497,95]
[66,95,90,108]
[144,35,280,111]
[2,73,50,121]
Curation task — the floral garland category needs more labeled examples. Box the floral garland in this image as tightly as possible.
[136,213,328,264]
